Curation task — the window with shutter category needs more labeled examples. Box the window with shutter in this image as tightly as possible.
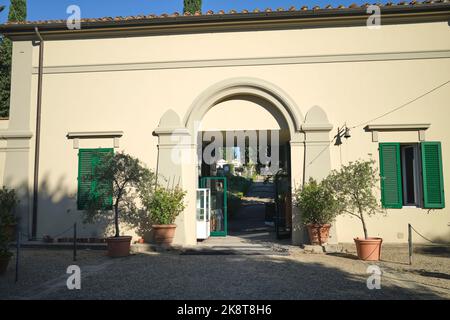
[77,148,113,210]
[421,142,445,209]
[379,143,403,208]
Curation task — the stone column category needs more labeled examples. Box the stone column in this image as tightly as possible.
[290,134,305,245]
[154,110,197,246]
[300,106,338,244]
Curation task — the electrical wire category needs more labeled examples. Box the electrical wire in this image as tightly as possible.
[306,80,449,168]
[350,80,450,129]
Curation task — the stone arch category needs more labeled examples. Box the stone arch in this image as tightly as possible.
[183,77,304,141]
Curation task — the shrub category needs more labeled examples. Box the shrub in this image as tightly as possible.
[294,178,340,225]
[0,186,18,225]
[145,186,187,225]
[0,187,18,257]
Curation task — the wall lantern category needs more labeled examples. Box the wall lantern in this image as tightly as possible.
[334,125,351,146]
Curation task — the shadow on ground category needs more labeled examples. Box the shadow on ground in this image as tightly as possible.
[0,248,447,300]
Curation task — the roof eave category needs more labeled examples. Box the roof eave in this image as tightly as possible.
[1,4,449,40]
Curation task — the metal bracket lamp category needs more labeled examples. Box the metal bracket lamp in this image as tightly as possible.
[334,125,351,146]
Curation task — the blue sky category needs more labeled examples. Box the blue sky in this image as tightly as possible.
[0,0,372,23]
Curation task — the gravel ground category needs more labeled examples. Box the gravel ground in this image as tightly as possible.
[0,244,448,300]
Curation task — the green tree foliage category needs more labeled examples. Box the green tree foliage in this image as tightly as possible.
[294,178,340,225]
[83,152,154,238]
[0,0,27,118]
[323,159,384,239]
[183,0,202,14]
[143,186,186,225]
[0,187,18,257]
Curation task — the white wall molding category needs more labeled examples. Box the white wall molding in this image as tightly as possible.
[0,131,33,140]
[364,123,431,142]
[32,50,450,75]
[66,131,124,149]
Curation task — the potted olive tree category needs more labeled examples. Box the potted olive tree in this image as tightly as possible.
[0,187,18,274]
[141,185,186,245]
[84,152,151,257]
[323,159,385,261]
[294,178,339,245]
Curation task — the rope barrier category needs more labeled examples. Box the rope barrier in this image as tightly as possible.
[410,225,450,246]
[11,223,78,283]
[408,223,449,266]
[18,224,75,241]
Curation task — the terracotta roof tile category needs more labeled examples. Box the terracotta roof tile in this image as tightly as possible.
[3,1,449,26]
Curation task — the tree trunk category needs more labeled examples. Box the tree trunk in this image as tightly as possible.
[360,212,368,239]
[114,204,120,237]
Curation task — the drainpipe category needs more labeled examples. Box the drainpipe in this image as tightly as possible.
[31,27,44,240]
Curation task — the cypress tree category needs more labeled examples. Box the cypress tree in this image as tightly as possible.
[0,0,27,117]
[183,0,202,14]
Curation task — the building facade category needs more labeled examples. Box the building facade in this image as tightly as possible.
[0,2,449,245]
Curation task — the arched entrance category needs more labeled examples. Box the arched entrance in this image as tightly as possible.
[154,78,333,246]
[187,78,304,243]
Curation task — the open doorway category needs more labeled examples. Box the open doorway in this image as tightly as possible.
[196,96,292,243]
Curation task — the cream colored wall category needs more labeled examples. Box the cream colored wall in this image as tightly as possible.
[33,22,449,67]
[0,120,8,185]
[5,20,449,243]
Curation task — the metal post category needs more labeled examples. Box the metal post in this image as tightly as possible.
[15,226,20,283]
[73,223,77,262]
[408,223,413,265]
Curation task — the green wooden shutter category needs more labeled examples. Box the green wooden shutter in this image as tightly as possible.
[421,142,445,209]
[379,143,403,208]
[77,149,94,210]
[77,148,113,210]
[92,149,114,210]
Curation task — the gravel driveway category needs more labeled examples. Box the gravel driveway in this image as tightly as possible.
[0,244,448,300]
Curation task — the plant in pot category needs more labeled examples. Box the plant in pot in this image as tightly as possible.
[294,178,340,245]
[83,151,150,257]
[0,187,18,274]
[142,185,186,246]
[0,187,19,241]
[323,159,385,261]
[0,231,13,275]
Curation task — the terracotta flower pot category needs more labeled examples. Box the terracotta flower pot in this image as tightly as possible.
[307,223,331,245]
[152,225,177,245]
[106,236,132,257]
[354,237,383,261]
[0,254,12,275]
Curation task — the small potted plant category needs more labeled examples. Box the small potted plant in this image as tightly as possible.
[324,159,385,261]
[83,152,151,257]
[0,224,13,275]
[0,187,18,274]
[0,187,19,240]
[143,185,186,245]
[294,178,339,245]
